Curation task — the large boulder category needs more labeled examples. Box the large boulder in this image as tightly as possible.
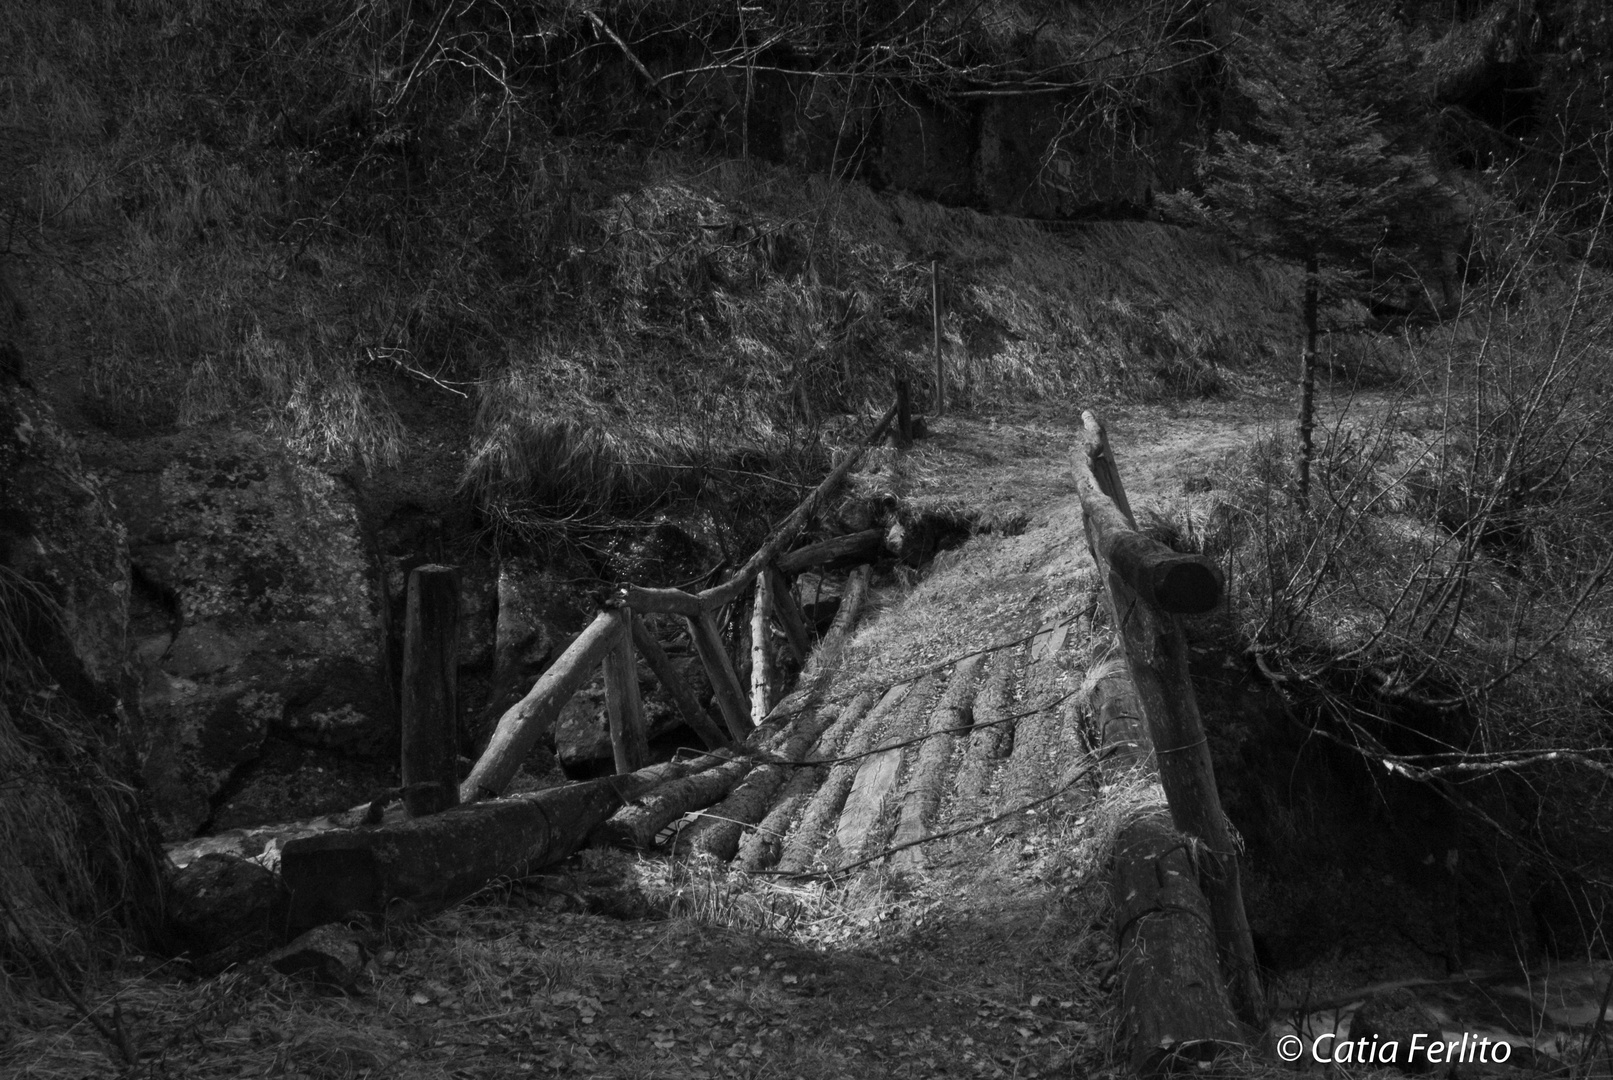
[83,429,389,839]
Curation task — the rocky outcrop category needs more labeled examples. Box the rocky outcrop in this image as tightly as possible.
[82,429,390,839]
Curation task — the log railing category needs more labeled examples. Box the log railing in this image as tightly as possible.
[1074,411,1264,1063]
[460,402,898,802]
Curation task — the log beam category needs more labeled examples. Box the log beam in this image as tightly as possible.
[767,568,811,664]
[686,608,751,741]
[629,612,729,750]
[282,752,729,929]
[460,610,623,802]
[620,583,702,617]
[775,529,886,576]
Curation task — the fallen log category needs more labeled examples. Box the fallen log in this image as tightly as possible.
[1093,660,1243,1073]
[675,702,843,861]
[775,529,885,576]
[280,752,728,930]
[1112,814,1246,1075]
[461,609,623,802]
[733,690,876,873]
[835,673,939,868]
[951,645,1019,807]
[775,681,912,873]
[890,654,984,873]
[593,757,755,849]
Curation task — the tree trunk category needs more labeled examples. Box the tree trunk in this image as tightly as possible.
[776,682,911,873]
[401,566,460,818]
[281,753,727,930]
[675,699,842,861]
[593,757,755,849]
[1296,255,1320,506]
[1111,814,1246,1074]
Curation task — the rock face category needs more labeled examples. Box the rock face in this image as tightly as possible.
[83,429,389,839]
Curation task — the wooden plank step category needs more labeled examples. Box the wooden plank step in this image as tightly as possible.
[832,672,942,870]
[774,682,913,874]
[889,654,985,873]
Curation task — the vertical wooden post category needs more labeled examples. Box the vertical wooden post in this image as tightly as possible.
[931,258,945,417]
[602,606,649,774]
[895,376,913,445]
[401,565,460,818]
[750,572,774,723]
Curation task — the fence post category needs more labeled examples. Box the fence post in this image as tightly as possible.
[896,376,913,445]
[931,258,945,417]
[401,565,461,817]
[603,606,649,773]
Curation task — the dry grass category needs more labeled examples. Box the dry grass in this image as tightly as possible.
[2,0,1297,548]
[0,567,166,1037]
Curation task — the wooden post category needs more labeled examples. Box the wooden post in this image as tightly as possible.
[750,572,774,723]
[931,258,945,417]
[602,607,649,774]
[685,608,752,740]
[767,567,811,664]
[1075,413,1263,1024]
[896,376,913,445]
[401,565,461,818]
[629,612,729,750]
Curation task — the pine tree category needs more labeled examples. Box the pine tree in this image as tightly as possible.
[1164,0,1438,502]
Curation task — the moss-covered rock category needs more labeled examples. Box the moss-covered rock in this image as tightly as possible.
[86,428,388,839]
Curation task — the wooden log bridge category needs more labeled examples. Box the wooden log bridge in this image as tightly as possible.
[1074,411,1263,1069]
[270,403,897,931]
